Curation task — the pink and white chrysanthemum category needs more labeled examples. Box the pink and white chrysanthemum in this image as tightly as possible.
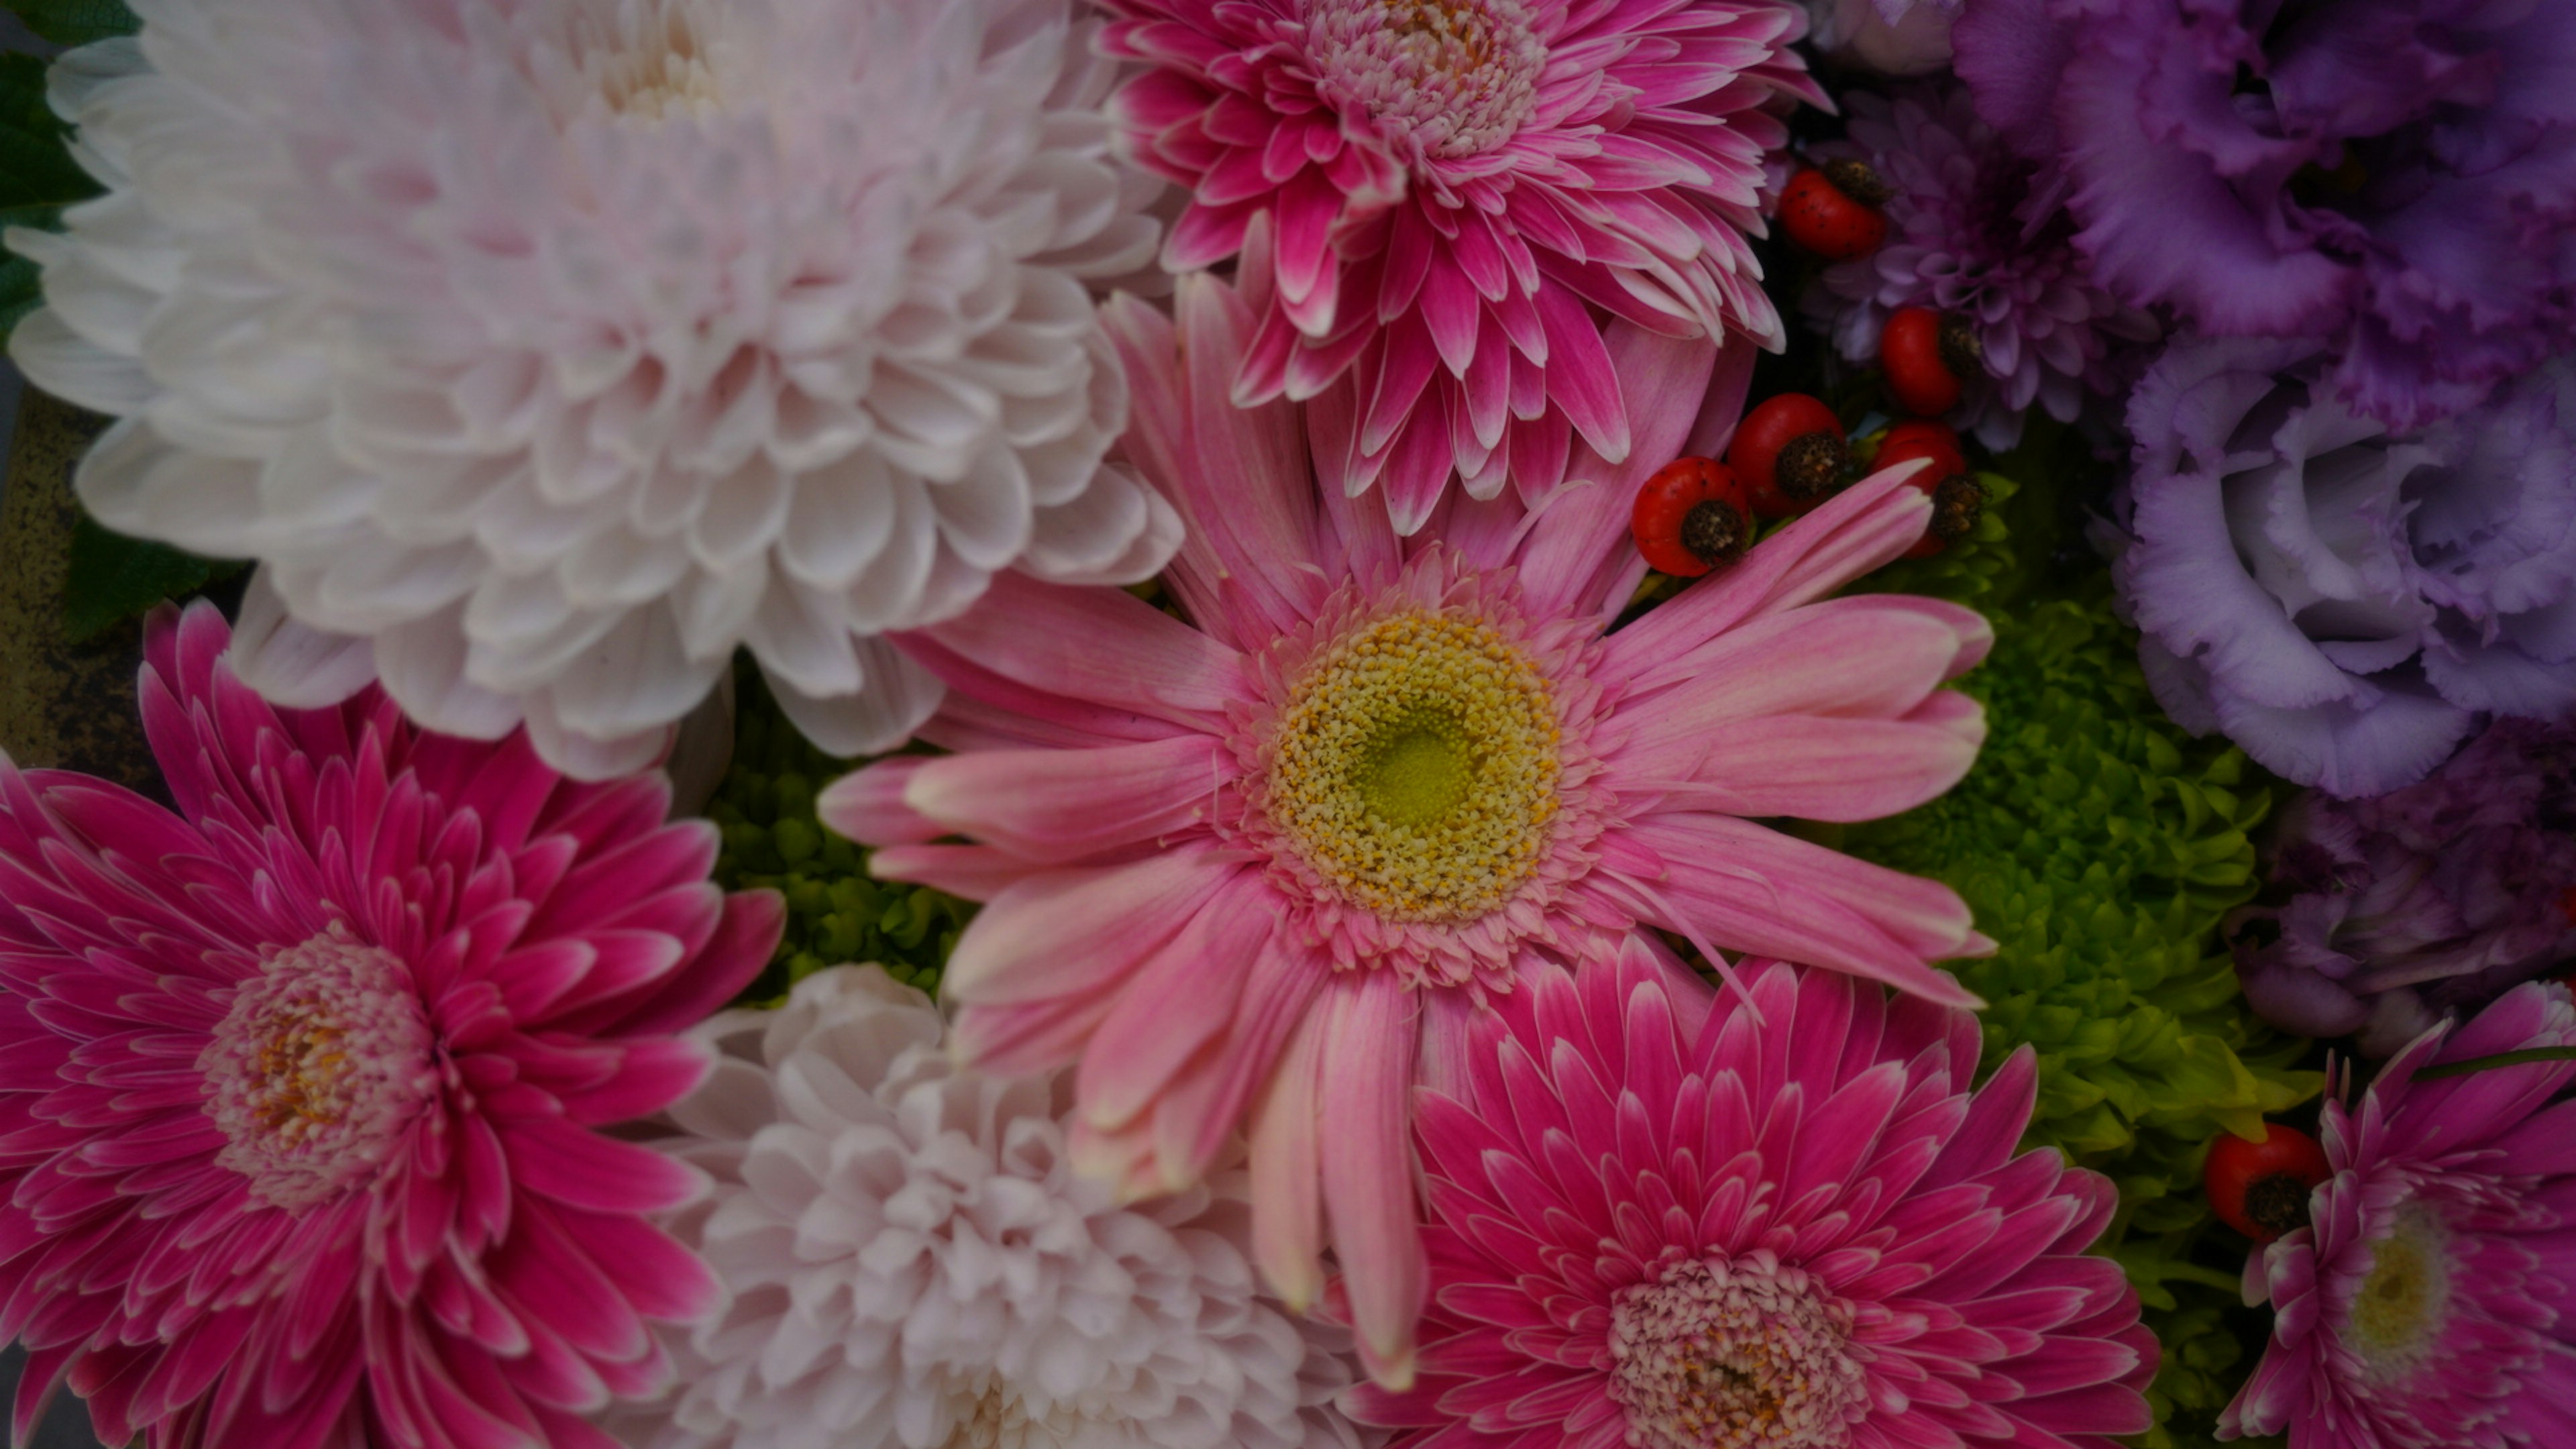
[2224,983,2576,1449]
[818,269,1996,1386]
[1099,0,1825,531]
[10,0,1179,780]
[0,604,780,1449]
[602,965,1373,1449]
[1350,945,2158,1449]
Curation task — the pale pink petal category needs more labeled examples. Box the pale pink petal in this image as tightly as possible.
[1249,1002,1329,1313]
[814,757,945,845]
[898,735,1228,863]
[1608,814,1985,1007]
[1621,702,1985,822]
[1320,970,1427,1389]
[938,848,1241,1006]
[1603,463,1939,690]
[1075,874,1279,1132]
[922,572,1250,731]
[863,843,1044,902]
[1509,322,1720,623]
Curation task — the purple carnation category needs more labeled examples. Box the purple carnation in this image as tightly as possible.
[2115,337,2576,797]
[1805,84,2157,449]
[1953,0,2576,432]
[2231,717,2576,1055]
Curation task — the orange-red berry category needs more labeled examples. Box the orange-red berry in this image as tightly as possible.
[1729,393,1851,518]
[1632,457,1754,578]
[2206,1123,2332,1244]
[1778,167,1889,262]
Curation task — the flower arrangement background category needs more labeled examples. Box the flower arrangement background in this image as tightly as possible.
[1,0,2573,1448]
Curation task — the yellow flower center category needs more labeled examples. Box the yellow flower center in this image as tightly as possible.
[1269,610,1559,922]
[2347,1205,2453,1381]
[578,0,726,121]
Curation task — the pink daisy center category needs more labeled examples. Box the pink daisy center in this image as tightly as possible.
[2343,1203,2457,1386]
[1267,607,1560,922]
[1304,0,1548,158]
[1607,1254,1870,1449]
[199,923,439,1212]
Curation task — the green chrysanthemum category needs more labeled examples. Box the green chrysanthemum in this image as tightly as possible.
[1839,592,2317,1446]
[709,669,973,1003]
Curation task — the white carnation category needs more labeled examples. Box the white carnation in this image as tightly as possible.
[603,965,1373,1449]
[9,0,1180,777]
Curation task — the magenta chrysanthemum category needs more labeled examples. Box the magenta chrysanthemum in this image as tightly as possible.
[818,270,1995,1386]
[0,604,780,1449]
[1099,0,1824,531]
[1348,945,2158,1449]
[1807,84,2155,448]
[2224,983,2576,1449]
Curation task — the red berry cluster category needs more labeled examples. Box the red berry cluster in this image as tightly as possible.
[1776,164,1983,430]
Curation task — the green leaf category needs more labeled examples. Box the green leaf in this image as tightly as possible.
[0,52,104,347]
[2,0,139,47]
[60,515,246,643]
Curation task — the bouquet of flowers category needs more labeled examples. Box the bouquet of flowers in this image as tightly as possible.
[1,0,2572,1446]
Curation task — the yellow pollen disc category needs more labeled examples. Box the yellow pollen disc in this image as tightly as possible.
[1269,610,1558,922]
[2351,1214,2446,1354]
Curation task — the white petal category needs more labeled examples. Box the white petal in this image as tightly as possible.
[226,568,378,708]
[761,639,938,758]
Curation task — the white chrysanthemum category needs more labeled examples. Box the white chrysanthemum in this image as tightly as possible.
[7,0,1180,777]
[602,965,1374,1449]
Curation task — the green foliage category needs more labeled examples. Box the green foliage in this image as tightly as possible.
[1838,454,2320,1444]
[709,667,973,1004]
[0,47,103,344]
[61,515,245,642]
[3,0,139,47]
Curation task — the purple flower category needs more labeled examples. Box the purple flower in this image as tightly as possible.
[2225,983,2576,1448]
[2232,718,2576,1055]
[1804,84,2157,449]
[1953,0,2576,432]
[2114,337,2576,797]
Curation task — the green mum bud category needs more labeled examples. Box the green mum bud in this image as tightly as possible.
[710,665,975,1003]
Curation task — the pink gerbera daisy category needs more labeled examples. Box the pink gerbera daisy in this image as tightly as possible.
[2223,982,2576,1449]
[1099,0,1824,531]
[1350,943,2158,1449]
[818,266,1995,1385]
[0,604,779,1449]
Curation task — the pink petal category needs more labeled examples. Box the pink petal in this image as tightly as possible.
[1076,876,1276,1133]
[1604,464,1939,686]
[923,573,1250,731]
[1320,971,1427,1389]
[1509,323,1719,622]
[900,735,1227,863]
[1250,1004,1329,1311]
[940,848,1240,1006]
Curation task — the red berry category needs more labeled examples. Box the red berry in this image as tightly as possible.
[1729,393,1851,518]
[1870,427,1982,559]
[1632,457,1754,578]
[1778,168,1888,262]
[1881,307,1971,416]
[1878,418,1962,458]
[2206,1123,2332,1244]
